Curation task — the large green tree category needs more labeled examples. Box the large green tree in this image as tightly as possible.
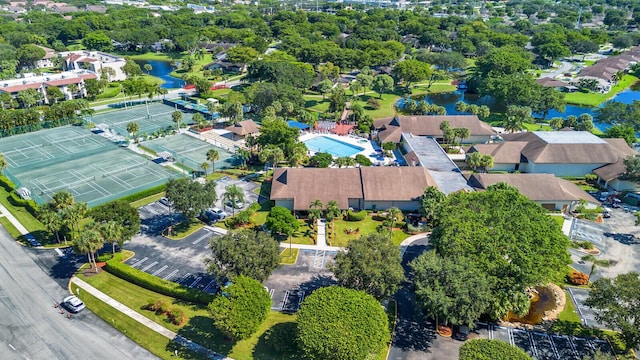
[412,251,491,327]
[586,272,640,350]
[431,184,571,319]
[332,233,404,300]
[208,276,271,340]
[207,229,280,282]
[90,200,141,243]
[392,59,432,89]
[296,287,390,360]
[165,178,217,221]
[419,186,446,225]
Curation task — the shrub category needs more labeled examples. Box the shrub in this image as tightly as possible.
[366,98,381,109]
[346,209,367,221]
[7,191,39,217]
[104,257,214,304]
[0,175,16,192]
[568,271,590,285]
[119,184,166,203]
[168,308,186,326]
[571,240,594,250]
[355,154,372,166]
[459,339,532,360]
[382,142,396,151]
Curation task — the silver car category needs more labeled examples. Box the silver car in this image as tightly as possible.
[62,295,85,313]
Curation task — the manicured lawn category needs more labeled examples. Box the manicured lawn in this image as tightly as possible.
[0,185,47,242]
[330,216,410,247]
[97,84,124,99]
[228,312,298,360]
[130,192,166,208]
[289,219,315,245]
[522,123,554,131]
[564,75,638,107]
[557,290,581,323]
[550,215,565,229]
[280,248,299,265]
[78,270,300,359]
[165,220,205,240]
[411,81,457,96]
[0,216,21,239]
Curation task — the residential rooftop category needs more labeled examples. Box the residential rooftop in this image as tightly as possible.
[533,131,607,145]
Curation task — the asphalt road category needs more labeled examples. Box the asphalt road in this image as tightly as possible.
[0,226,156,360]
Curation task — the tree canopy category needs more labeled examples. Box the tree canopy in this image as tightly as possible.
[332,233,404,300]
[265,206,299,237]
[165,178,217,221]
[430,184,571,319]
[208,276,271,340]
[586,272,640,350]
[296,286,390,360]
[90,200,140,240]
[207,229,280,282]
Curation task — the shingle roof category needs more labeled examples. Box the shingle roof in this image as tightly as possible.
[45,78,83,86]
[375,115,496,143]
[468,142,528,163]
[501,131,622,164]
[536,77,571,88]
[0,82,42,93]
[468,173,598,203]
[270,167,437,210]
[592,139,639,182]
[224,120,260,136]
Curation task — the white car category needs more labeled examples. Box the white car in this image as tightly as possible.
[207,208,228,220]
[62,295,85,313]
[226,200,244,209]
[159,197,172,207]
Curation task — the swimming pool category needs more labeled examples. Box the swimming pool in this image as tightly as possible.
[303,136,364,157]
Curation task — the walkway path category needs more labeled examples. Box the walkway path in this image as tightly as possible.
[0,204,29,235]
[316,219,327,247]
[71,277,231,360]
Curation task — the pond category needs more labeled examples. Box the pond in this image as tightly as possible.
[398,86,640,133]
[504,286,556,325]
[134,59,184,89]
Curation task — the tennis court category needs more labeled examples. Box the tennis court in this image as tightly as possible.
[0,126,179,207]
[90,102,198,137]
[144,134,236,172]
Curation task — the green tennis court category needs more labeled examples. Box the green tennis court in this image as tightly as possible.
[90,102,198,138]
[0,126,180,207]
[144,134,236,172]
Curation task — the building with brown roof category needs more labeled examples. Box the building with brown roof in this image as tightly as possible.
[467,131,635,177]
[468,173,599,211]
[270,166,437,211]
[535,77,577,92]
[592,138,640,191]
[224,120,260,140]
[572,46,640,92]
[374,115,497,144]
[0,71,97,103]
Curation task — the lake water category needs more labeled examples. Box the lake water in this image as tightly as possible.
[134,59,183,89]
[399,86,640,133]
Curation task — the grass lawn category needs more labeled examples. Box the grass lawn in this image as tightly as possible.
[0,185,47,242]
[550,215,565,229]
[0,216,21,239]
[330,216,410,247]
[522,122,553,131]
[97,84,124,99]
[411,81,457,96]
[557,290,581,323]
[79,270,300,359]
[564,74,638,107]
[130,192,166,208]
[280,248,299,265]
[165,220,205,240]
[289,219,315,245]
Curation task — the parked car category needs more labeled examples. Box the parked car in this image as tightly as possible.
[603,208,611,218]
[206,208,228,221]
[226,200,244,209]
[159,197,172,207]
[453,325,469,341]
[62,295,85,313]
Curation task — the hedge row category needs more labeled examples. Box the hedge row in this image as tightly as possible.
[0,176,39,217]
[104,257,214,305]
[346,209,367,221]
[119,184,167,204]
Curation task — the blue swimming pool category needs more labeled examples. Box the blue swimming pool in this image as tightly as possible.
[303,136,364,157]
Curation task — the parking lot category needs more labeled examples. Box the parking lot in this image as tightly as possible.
[213,176,259,214]
[264,248,338,312]
[567,287,602,328]
[126,227,220,294]
[473,322,614,359]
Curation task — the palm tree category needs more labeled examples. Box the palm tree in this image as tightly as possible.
[325,200,341,237]
[287,145,307,167]
[386,207,403,239]
[62,202,88,238]
[309,199,323,229]
[73,227,104,273]
[206,149,220,174]
[200,162,209,175]
[38,208,63,244]
[503,115,523,133]
[0,152,6,174]
[207,101,217,121]
[223,185,244,216]
[453,127,470,146]
[581,254,611,281]
[99,221,123,255]
[172,110,183,130]
[236,148,250,169]
[126,121,140,142]
[51,191,75,211]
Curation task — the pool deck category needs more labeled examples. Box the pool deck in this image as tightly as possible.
[299,133,393,165]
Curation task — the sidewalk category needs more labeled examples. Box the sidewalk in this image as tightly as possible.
[71,277,231,360]
[207,225,343,251]
[0,203,29,235]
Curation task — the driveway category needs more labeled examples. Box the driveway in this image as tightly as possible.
[388,236,463,360]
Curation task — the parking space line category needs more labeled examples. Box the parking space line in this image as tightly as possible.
[527,331,538,359]
[192,232,210,245]
[177,273,191,284]
[281,290,290,310]
[163,269,179,280]
[203,280,217,293]
[546,333,560,359]
[131,257,148,268]
[141,261,158,272]
[269,289,274,299]
[189,276,203,288]
[507,327,514,346]
[566,336,578,357]
[297,291,305,310]
[152,265,168,276]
